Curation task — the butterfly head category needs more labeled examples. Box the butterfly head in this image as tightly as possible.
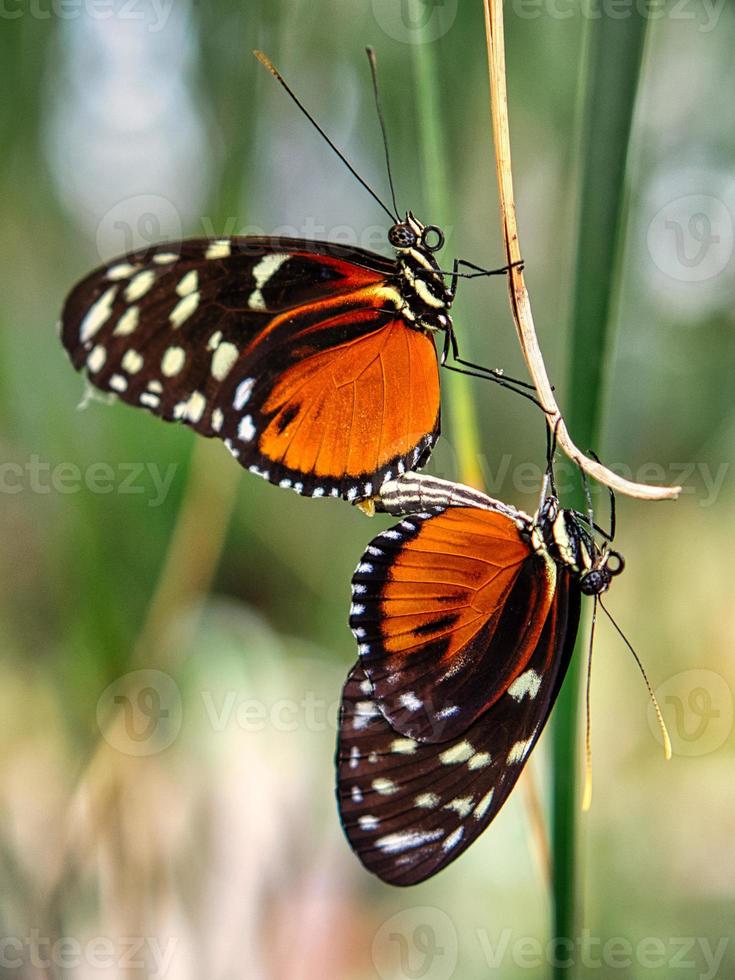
[388,212,445,254]
[532,495,625,596]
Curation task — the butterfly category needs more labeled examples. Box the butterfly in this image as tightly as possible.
[59,51,532,504]
[335,472,624,885]
[60,217,493,502]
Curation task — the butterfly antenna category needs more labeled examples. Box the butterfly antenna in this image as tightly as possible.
[582,597,598,812]
[253,50,398,224]
[599,599,672,760]
[365,47,401,221]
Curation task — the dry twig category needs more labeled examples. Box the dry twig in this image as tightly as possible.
[482,0,680,501]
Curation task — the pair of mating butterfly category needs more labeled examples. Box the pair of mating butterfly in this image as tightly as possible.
[60,51,625,886]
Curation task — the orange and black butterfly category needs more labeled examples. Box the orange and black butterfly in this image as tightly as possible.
[336,474,624,885]
[60,219,500,501]
[59,53,530,503]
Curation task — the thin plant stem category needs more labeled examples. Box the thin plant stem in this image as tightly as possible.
[551,9,651,968]
[482,0,678,503]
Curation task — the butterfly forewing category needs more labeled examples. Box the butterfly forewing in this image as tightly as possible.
[350,506,557,741]
[337,574,579,886]
[61,237,440,500]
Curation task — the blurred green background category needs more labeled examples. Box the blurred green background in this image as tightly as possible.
[1,0,733,977]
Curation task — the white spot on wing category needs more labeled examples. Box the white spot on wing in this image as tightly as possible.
[125,269,156,301]
[376,829,444,854]
[399,692,421,712]
[205,239,231,259]
[437,704,460,719]
[86,345,106,373]
[207,330,223,351]
[508,669,542,701]
[391,738,417,754]
[153,252,178,264]
[113,306,139,336]
[161,346,185,377]
[233,377,255,410]
[439,740,475,765]
[170,291,200,328]
[442,827,464,851]
[121,350,143,374]
[415,792,440,808]
[184,391,206,424]
[106,262,138,281]
[444,797,474,818]
[80,286,117,342]
[108,374,127,393]
[248,253,290,310]
[507,738,533,764]
[211,341,239,381]
[468,751,491,770]
[358,815,379,830]
[211,408,224,432]
[353,701,380,730]
[140,392,160,409]
[372,778,397,796]
[176,269,198,297]
[474,788,495,820]
[238,415,256,442]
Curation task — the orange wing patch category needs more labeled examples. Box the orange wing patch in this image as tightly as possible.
[257,316,439,488]
[351,507,557,741]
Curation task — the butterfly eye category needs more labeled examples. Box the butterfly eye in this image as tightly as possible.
[579,568,610,596]
[388,223,417,249]
[421,225,445,252]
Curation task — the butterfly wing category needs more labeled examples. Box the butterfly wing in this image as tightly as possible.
[350,506,557,741]
[61,238,440,500]
[336,573,579,885]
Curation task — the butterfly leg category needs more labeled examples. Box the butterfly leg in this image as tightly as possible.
[445,257,523,300]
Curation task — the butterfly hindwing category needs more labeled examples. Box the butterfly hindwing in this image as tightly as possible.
[61,237,440,500]
[350,506,558,741]
[337,573,579,885]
